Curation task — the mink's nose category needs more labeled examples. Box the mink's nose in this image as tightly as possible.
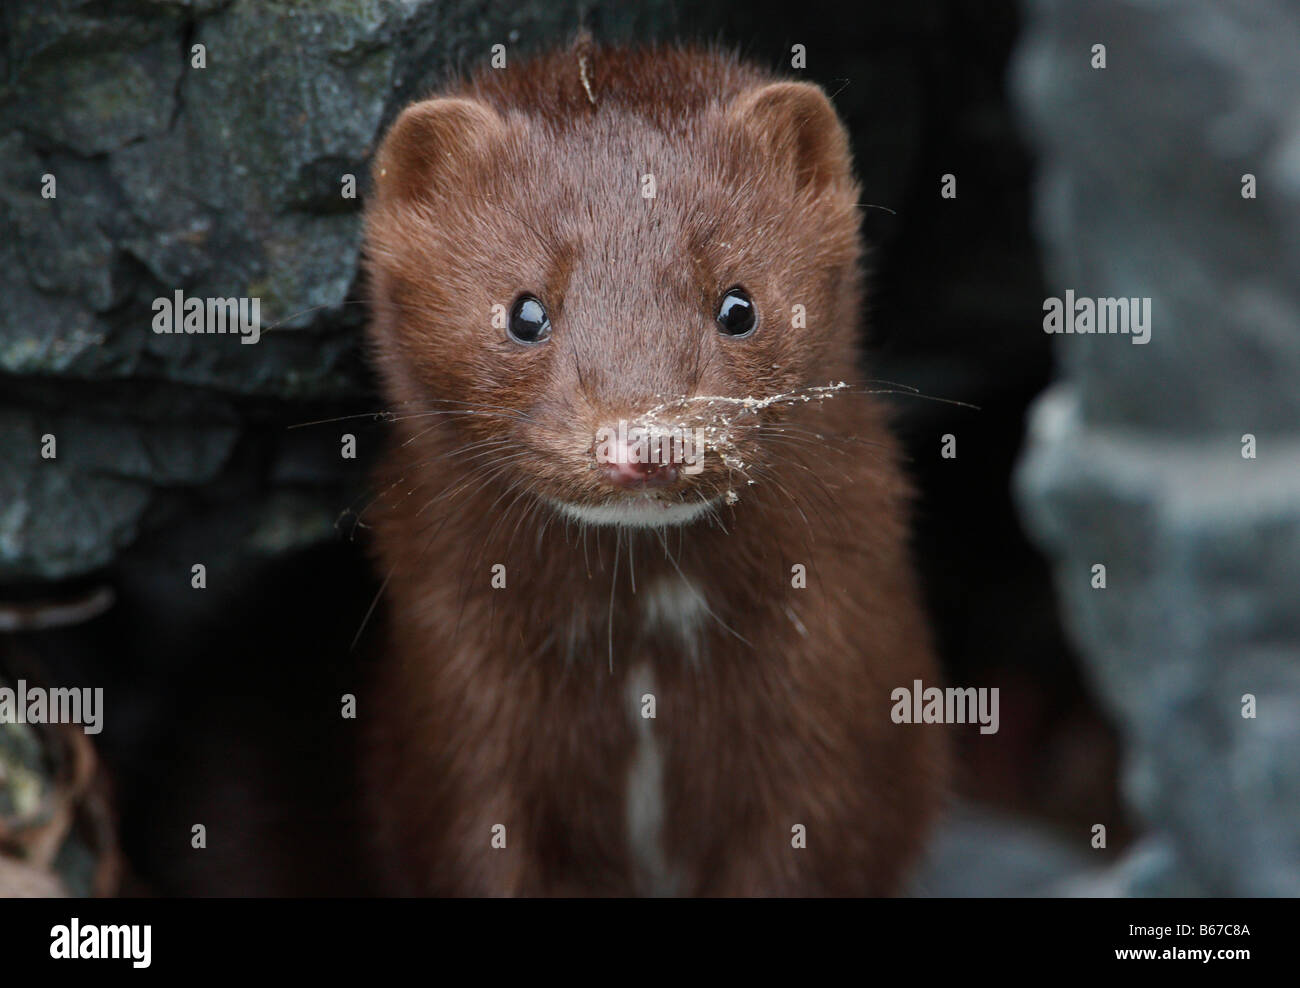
[594,433,681,489]
[599,457,679,489]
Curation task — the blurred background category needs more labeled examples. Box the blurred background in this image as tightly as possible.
[0,0,1296,896]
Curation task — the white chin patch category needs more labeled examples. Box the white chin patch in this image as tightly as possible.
[550,495,718,529]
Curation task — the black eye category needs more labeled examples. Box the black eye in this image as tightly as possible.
[508,294,551,344]
[716,287,757,338]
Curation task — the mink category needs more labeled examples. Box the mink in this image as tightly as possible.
[360,39,945,896]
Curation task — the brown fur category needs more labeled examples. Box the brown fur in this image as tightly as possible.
[360,41,945,896]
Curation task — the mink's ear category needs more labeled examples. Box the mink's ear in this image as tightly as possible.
[373,98,506,202]
[728,82,853,196]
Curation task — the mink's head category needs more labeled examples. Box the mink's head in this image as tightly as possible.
[364,49,864,529]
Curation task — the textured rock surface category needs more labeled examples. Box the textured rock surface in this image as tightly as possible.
[1013,0,1300,895]
[0,0,691,582]
[909,801,1094,897]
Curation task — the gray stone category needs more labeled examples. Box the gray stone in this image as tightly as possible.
[1053,836,1207,897]
[0,407,242,581]
[1014,0,1300,895]
[908,801,1097,897]
[1014,0,1300,435]
[0,0,696,584]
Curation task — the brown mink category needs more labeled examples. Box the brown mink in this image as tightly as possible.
[360,39,945,896]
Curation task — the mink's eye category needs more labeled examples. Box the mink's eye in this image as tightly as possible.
[715,287,757,338]
[508,294,551,344]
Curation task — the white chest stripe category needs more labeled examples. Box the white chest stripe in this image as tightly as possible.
[625,663,680,895]
[640,575,708,653]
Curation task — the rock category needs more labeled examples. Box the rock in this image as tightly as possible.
[908,801,1096,897]
[1013,0,1300,895]
[0,0,694,584]
[1053,836,1207,897]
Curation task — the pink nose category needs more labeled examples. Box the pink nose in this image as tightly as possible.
[600,457,679,489]
[595,433,683,489]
